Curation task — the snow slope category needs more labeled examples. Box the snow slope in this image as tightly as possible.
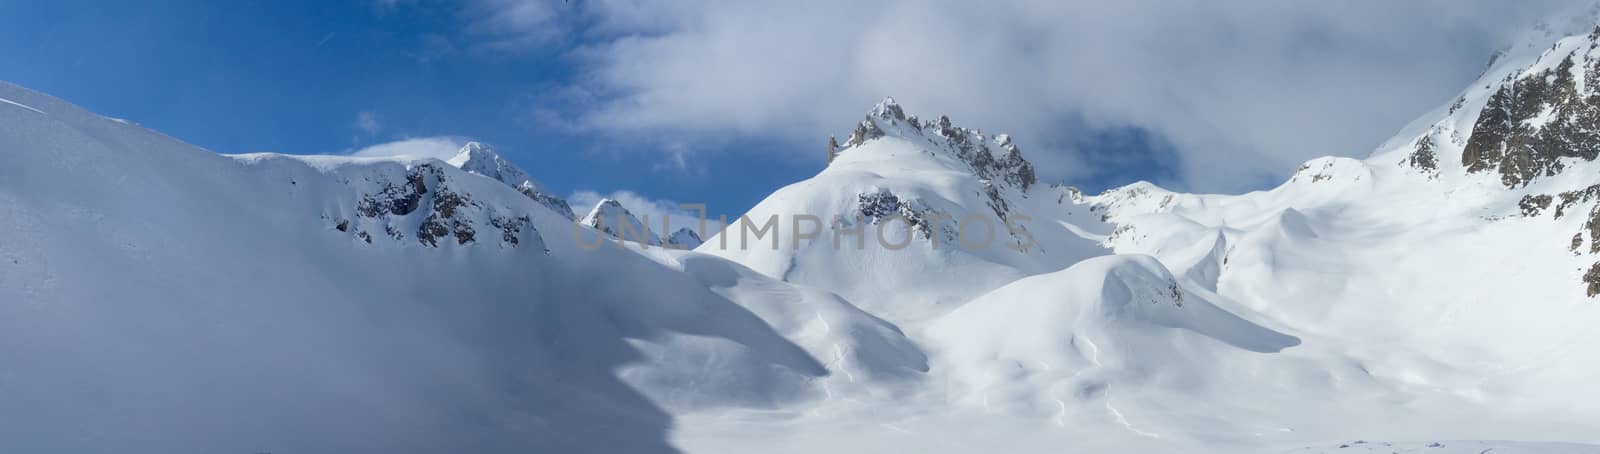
[581,197,664,246]
[8,17,1600,454]
[0,80,921,453]
[684,37,1600,450]
[701,98,1110,322]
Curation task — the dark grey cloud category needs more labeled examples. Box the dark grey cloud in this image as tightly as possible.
[473,0,1592,191]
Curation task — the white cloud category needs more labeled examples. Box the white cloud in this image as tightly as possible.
[570,189,721,237]
[347,136,469,161]
[354,110,382,137]
[467,0,1592,191]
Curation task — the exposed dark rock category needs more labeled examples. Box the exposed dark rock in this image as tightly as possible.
[1585,262,1600,297]
[417,185,478,247]
[1519,194,1553,217]
[356,168,427,218]
[846,117,886,146]
[1517,184,1600,295]
[489,214,537,248]
[1587,203,1600,254]
[1554,184,1600,219]
[857,189,940,240]
[1407,134,1439,173]
[1462,55,1600,187]
[827,135,839,164]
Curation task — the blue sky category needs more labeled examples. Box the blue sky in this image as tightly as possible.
[0,0,826,219]
[1,1,1575,220]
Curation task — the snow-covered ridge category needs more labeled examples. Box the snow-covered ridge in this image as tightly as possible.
[837,97,1038,194]
[0,79,942,453]
[446,141,577,221]
[231,153,549,249]
[665,227,704,248]
[704,97,1112,322]
[581,198,664,246]
[10,15,1600,453]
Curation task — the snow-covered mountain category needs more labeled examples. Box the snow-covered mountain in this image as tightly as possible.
[701,97,1109,321]
[0,80,920,453]
[448,141,577,221]
[581,198,664,246]
[665,227,704,249]
[6,17,1600,454]
[680,22,1600,452]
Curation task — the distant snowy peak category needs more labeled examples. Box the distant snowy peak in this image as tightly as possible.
[219,155,554,251]
[444,141,576,221]
[580,198,662,246]
[665,227,704,249]
[447,142,533,188]
[835,97,1037,192]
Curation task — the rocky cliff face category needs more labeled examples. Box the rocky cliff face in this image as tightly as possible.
[326,161,548,250]
[1461,27,1600,187]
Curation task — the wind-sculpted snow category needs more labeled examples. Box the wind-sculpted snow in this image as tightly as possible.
[0,80,919,453]
[927,255,1300,410]
[702,98,1111,322]
[11,18,1600,452]
[1074,24,1600,447]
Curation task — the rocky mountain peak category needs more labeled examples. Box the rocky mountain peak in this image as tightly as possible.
[869,96,907,122]
[446,142,531,188]
[665,227,704,249]
[580,198,662,246]
[444,141,576,221]
[838,99,1037,192]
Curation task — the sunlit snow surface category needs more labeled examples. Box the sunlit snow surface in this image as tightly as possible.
[5,18,1600,454]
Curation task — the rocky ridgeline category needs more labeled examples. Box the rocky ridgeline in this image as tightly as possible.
[836,98,1040,249]
[335,161,547,251]
[843,98,1037,194]
[449,141,577,221]
[1435,25,1600,297]
[1461,27,1600,187]
[515,182,577,222]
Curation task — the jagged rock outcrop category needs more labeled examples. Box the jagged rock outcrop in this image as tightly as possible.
[344,162,547,250]
[855,189,946,242]
[837,98,1037,193]
[1407,134,1440,175]
[832,98,1041,242]
[1461,27,1600,187]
